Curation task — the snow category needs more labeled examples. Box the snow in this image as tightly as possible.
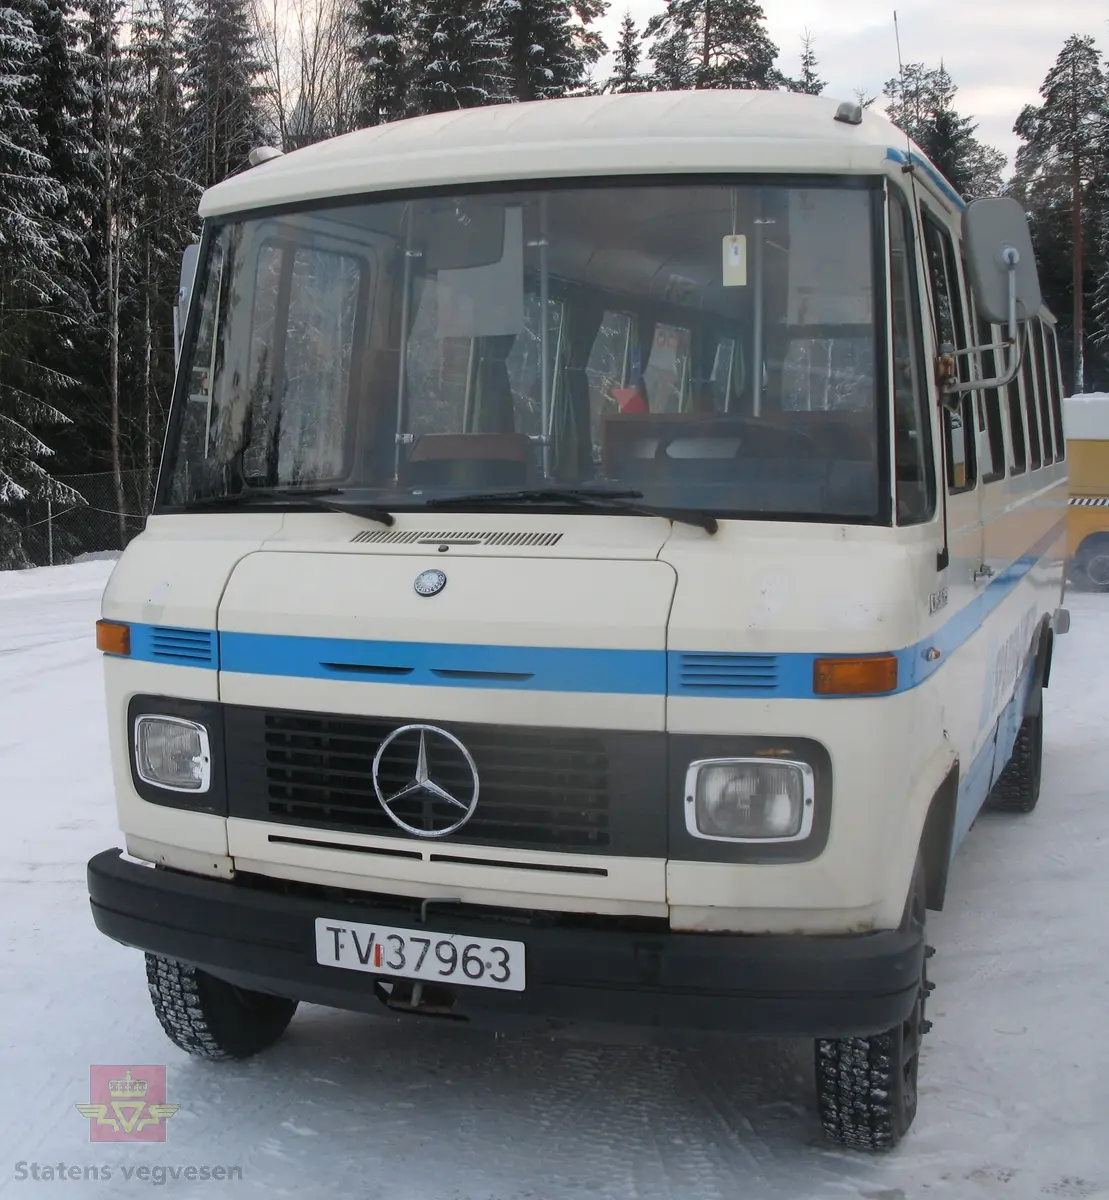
[1063,393,1109,440]
[1,560,1107,1199]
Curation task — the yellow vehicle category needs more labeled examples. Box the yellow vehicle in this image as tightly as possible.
[1064,392,1109,589]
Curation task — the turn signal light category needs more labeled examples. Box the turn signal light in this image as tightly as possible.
[96,620,131,656]
[814,654,898,696]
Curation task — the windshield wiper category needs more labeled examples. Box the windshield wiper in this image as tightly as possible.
[180,486,395,527]
[420,487,718,534]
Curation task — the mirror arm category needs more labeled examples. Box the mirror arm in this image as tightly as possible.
[941,250,1022,399]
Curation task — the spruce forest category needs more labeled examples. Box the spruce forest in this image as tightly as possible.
[1,0,1106,565]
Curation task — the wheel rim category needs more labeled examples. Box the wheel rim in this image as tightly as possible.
[1086,553,1109,587]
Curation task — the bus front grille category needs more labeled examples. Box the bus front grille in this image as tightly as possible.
[230,709,614,852]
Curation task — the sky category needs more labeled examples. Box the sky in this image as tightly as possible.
[601,0,1109,171]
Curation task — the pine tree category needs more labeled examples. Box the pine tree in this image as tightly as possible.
[81,0,138,539]
[0,3,61,319]
[351,0,409,126]
[129,0,198,500]
[18,0,99,480]
[608,10,645,93]
[884,62,1005,198]
[650,26,694,91]
[1012,35,1107,392]
[183,0,268,189]
[412,1,504,113]
[793,30,823,95]
[644,0,780,92]
[0,1,77,566]
[490,0,608,103]
[25,0,95,218]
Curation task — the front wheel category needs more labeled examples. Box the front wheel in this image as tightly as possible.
[145,953,298,1060]
[814,859,931,1152]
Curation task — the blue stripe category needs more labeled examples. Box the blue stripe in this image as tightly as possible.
[219,632,663,695]
[885,147,966,210]
[116,519,1065,699]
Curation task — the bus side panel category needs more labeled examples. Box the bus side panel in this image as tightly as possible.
[951,725,998,851]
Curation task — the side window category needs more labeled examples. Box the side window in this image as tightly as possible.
[644,323,693,412]
[1030,320,1054,464]
[889,192,935,524]
[1003,366,1027,475]
[781,336,876,413]
[1020,328,1042,470]
[1046,325,1066,460]
[282,248,362,479]
[921,210,976,493]
[585,309,634,454]
[972,302,1006,481]
[242,242,363,484]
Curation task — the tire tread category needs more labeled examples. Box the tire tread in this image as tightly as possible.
[145,954,297,1060]
[987,714,1042,814]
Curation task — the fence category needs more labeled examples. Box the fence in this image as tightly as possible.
[7,471,153,569]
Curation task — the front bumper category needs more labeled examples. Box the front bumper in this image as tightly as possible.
[89,848,923,1039]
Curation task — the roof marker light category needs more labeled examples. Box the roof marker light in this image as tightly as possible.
[834,101,864,127]
[247,146,284,168]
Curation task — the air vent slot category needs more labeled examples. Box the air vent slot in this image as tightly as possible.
[149,626,217,668]
[351,529,563,548]
[675,652,779,694]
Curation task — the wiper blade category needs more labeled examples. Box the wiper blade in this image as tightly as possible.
[421,488,718,534]
[181,487,395,527]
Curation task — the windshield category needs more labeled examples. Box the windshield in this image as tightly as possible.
[160,178,888,522]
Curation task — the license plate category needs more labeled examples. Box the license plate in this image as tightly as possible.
[314,918,525,992]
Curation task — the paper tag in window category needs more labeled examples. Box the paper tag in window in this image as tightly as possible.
[722,235,747,287]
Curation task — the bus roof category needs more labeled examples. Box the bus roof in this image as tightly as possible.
[1064,393,1109,440]
[198,90,960,220]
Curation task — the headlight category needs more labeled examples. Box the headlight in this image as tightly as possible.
[134,716,212,793]
[684,758,814,842]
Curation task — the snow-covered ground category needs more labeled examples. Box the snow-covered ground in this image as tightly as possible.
[1,561,1107,1200]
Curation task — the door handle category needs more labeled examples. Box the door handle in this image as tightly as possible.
[973,564,995,583]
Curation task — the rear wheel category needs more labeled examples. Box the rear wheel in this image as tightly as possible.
[145,953,298,1060]
[985,709,1043,814]
[1076,535,1109,591]
[814,858,931,1152]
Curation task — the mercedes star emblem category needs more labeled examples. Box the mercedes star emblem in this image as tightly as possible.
[371,724,479,839]
[414,569,447,597]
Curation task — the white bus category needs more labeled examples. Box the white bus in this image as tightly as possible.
[87,90,1069,1151]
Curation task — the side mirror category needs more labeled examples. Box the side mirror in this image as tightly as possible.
[942,198,1044,397]
[173,243,200,369]
[962,197,1042,326]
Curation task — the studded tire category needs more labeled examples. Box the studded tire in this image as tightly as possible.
[985,710,1043,814]
[145,953,298,1060]
[814,857,931,1152]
